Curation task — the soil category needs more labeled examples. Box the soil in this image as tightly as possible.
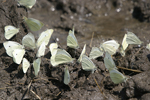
[0,0,150,100]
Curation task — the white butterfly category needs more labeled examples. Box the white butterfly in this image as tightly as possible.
[64,66,70,85]
[50,49,74,66]
[36,42,46,57]
[126,31,143,45]
[18,0,36,9]
[3,41,25,64]
[3,41,24,57]
[67,28,79,49]
[100,40,120,55]
[4,25,19,40]
[33,58,41,76]
[78,44,86,63]
[22,32,36,50]
[49,43,58,56]
[120,34,128,57]
[104,52,117,71]
[109,69,128,84]
[12,49,25,64]
[36,29,53,47]
[23,16,44,31]
[81,55,96,73]
[22,58,30,73]
[89,47,103,59]
[146,43,150,51]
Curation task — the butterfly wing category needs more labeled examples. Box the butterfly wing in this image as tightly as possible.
[122,34,128,50]
[78,44,86,62]
[22,58,30,73]
[12,49,25,64]
[4,25,19,40]
[104,52,117,70]
[18,0,36,8]
[64,66,70,85]
[3,41,24,57]
[22,33,36,50]
[89,47,103,59]
[49,43,58,56]
[50,49,74,66]
[109,69,127,84]
[36,42,46,57]
[36,29,53,47]
[23,16,44,32]
[146,43,150,51]
[33,58,41,76]
[126,31,142,45]
[67,29,79,49]
[81,55,96,73]
[100,40,120,55]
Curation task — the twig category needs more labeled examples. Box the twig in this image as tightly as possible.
[117,66,142,73]
[94,78,108,99]
[90,32,94,47]
[0,87,12,90]
[30,90,41,100]
[21,80,32,100]
[56,92,61,96]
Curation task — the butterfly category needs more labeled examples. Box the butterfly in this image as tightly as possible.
[33,58,41,76]
[18,0,36,9]
[3,41,25,64]
[81,55,96,73]
[50,49,75,66]
[126,31,143,45]
[49,43,58,56]
[22,58,30,73]
[120,34,128,57]
[67,28,79,49]
[146,43,150,51]
[104,52,117,71]
[23,16,44,31]
[89,47,103,59]
[100,40,120,55]
[64,66,70,85]
[4,25,20,40]
[109,69,128,84]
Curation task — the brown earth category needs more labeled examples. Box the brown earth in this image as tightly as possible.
[0,0,150,100]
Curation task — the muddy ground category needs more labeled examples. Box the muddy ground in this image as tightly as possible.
[0,0,150,100]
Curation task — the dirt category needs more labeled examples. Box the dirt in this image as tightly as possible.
[0,0,150,100]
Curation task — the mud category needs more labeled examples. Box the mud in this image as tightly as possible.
[0,0,150,100]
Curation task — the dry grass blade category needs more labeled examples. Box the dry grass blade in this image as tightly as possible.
[117,66,142,73]
[56,91,61,96]
[30,89,41,100]
[90,32,94,47]
[94,78,108,99]
[0,87,12,90]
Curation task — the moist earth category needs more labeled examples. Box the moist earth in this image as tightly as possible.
[0,0,150,100]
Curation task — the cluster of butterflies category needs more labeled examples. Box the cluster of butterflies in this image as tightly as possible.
[3,29,53,75]
[3,0,148,85]
[49,29,97,85]
[59,30,144,85]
